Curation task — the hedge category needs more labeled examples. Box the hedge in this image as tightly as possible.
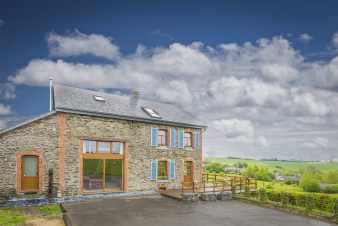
[257,188,338,214]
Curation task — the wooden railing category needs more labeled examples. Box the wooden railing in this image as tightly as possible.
[179,173,257,194]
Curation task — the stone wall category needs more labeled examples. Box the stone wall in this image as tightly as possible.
[63,113,203,195]
[0,114,59,197]
[0,112,203,198]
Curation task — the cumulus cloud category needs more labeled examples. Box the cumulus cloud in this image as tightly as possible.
[302,137,329,149]
[299,33,313,43]
[7,32,338,160]
[332,32,338,48]
[0,104,11,115]
[0,83,16,100]
[47,30,120,60]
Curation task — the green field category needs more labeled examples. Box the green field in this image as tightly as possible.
[206,157,338,172]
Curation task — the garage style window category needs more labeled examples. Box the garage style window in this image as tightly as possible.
[81,139,125,193]
[83,140,124,154]
[157,160,168,180]
[184,132,192,147]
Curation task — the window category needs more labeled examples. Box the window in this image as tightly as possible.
[83,140,97,153]
[93,95,105,102]
[98,142,110,153]
[112,142,123,154]
[142,107,161,118]
[158,129,167,146]
[184,132,192,147]
[83,140,124,154]
[157,160,168,180]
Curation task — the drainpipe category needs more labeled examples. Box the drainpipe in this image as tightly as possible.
[49,77,53,112]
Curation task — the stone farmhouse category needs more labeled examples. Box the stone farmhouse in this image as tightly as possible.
[0,82,206,198]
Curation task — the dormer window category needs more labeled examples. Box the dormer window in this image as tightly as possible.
[142,107,161,118]
[93,95,105,102]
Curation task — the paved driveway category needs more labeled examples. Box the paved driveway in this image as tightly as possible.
[63,196,335,226]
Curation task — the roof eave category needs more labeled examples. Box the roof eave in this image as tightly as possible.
[56,107,207,129]
[0,111,57,136]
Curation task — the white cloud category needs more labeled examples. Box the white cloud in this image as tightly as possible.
[302,137,329,149]
[256,136,269,147]
[299,33,313,43]
[0,104,11,115]
[0,119,7,129]
[0,83,16,100]
[47,30,120,60]
[7,32,338,160]
[212,118,255,141]
[332,32,338,48]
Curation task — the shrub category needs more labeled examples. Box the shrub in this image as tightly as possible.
[299,175,320,192]
[205,162,226,173]
[258,188,267,202]
[322,171,338,184]
[243,165,273,182]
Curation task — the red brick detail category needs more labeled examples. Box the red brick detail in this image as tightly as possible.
[58,113,66,195]
[16,150,44,193]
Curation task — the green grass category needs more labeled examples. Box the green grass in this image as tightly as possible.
[206,157,338,172]
[0,204,62,226]
[38,204,62,216]
[0,209,26,226]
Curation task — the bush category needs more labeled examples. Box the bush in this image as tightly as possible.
[243,165,274,182]
[322,171,338,184]
[205,162,226,173]
[299,175,320,192]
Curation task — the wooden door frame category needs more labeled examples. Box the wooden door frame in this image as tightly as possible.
[16,150,43,194]
[183,160,194,183]
[79,139,128,194]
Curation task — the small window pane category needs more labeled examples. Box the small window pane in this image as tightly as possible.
[112,142,123,154]
[157,160,168,180]
[158,130,167,146]
[184,132,192,147]
[23,156,38,176]
[98,142,110,153]
[83,140,96,153]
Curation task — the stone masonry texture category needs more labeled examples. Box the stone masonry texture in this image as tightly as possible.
[0,112,203,197]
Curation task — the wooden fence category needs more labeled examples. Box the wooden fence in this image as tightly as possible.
[180,173,257,194]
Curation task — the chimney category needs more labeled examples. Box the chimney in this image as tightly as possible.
[49,77,54,112]
[129,90,140,109]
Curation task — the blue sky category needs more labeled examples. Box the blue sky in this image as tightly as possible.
[1,0,338,160]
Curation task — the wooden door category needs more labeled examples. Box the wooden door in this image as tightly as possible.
[184,161,193,183]
[21,156,39,191]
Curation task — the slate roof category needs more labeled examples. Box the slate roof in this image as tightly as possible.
[53,84,206,128]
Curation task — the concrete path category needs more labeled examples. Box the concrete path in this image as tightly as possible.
[63,196,335,226]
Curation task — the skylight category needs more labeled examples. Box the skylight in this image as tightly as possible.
[93,95,105,102]
[142,107,161,118]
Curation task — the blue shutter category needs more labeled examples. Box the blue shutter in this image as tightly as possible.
[150,160,157,180]
[150,128,158,146]
[169,159,176,179]
[178,128,184,148]
[194,129,199,148]
[170,128,176,147]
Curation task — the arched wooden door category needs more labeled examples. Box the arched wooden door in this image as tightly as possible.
[21,156,39,191]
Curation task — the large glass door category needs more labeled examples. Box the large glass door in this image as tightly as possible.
[83,159,123,192]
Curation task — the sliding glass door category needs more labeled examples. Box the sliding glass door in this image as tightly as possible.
[83,159,123,192]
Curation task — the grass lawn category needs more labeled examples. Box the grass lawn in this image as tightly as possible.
[206,157,338,172]
[0,204,63,226]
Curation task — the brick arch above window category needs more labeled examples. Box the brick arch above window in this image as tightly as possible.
[16,150,44,194]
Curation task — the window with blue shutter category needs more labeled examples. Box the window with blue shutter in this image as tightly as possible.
[178,128,184,148]
[169,159,176,179]
[170,128,176,147]
[194,129,200,148]
[150,128,158,146]
[150,160,157,180]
